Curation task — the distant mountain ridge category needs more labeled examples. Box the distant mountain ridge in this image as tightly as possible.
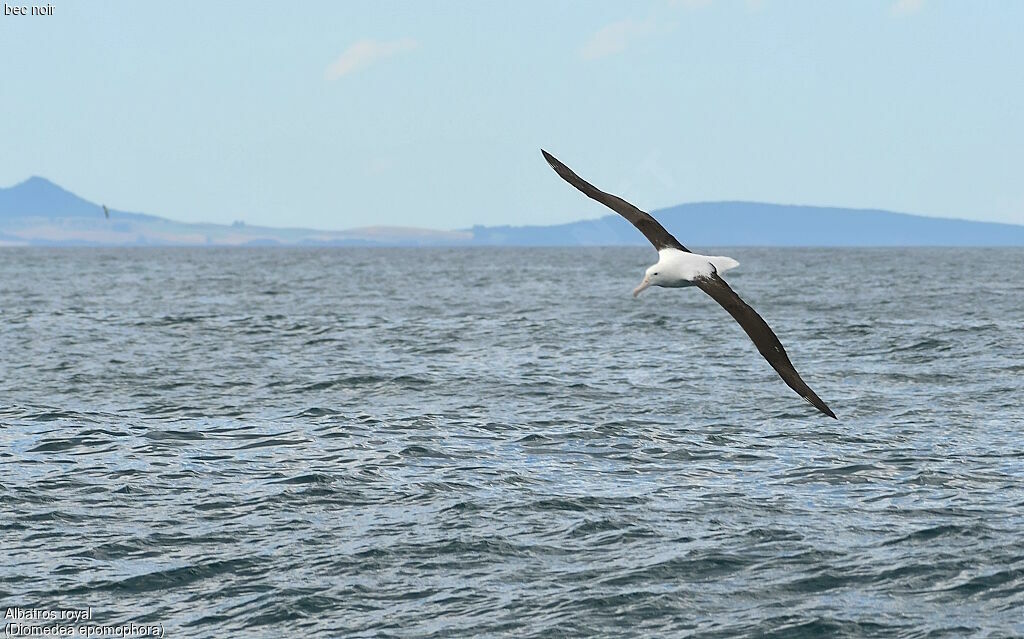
[471,202,1024,247]
[0,177,154,221]
[0,177,469,246]
[2,176,1023,247]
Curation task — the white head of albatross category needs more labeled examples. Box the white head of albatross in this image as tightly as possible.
[633,250,741,297]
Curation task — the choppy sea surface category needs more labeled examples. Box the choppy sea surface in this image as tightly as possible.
[1,247,1022,638]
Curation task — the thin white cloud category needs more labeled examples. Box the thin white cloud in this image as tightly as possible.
[367,156,395,174]
[891,0,924,16]
[669,0,713,9]
[579,19,656,61]
[325,38,418,80]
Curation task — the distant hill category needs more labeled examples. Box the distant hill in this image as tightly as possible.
[471,202,1024,247]
[0,176,146,220]
[0,177,468,246]
[2,176,1023,247]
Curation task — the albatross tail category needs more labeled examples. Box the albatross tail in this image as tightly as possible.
[708,256,739,273]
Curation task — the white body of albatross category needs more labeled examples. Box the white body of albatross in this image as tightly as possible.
[634,249,739,296]
[541,148,837,419]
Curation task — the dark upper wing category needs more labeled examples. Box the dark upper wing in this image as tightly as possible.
[102,205,109,219]
[541,149,689,252]
[694,271,836,419]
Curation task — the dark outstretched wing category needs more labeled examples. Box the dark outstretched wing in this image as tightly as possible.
[694,271,836,419]
[102,205,109,219]
[541,149,689,252]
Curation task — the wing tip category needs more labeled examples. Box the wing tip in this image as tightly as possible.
[540,148,559,169]
[807,395,837,419]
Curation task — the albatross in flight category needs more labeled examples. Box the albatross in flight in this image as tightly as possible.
[542,149,836,419]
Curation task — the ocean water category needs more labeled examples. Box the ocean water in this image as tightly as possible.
[1,246,1022,638]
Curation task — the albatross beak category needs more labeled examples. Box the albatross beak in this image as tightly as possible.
[633,276,651,298]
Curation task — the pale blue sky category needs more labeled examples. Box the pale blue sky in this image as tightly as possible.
[2,1,1022,229]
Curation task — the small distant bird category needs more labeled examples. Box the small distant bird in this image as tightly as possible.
[542,149,836,418]
[102,204,109,219]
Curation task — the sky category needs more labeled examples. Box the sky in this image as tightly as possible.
[1,0,1022,230]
